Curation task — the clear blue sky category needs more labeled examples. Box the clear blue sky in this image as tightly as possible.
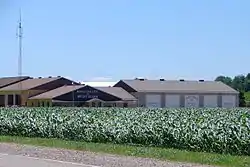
[1,0,250,82]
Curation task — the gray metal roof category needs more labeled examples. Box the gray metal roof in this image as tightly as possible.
[120,79,239,94]
[30,85,137,101]
[0,76,30,88]
[29,85,85,99]
[0,77,63,91]
[95,87,136,100]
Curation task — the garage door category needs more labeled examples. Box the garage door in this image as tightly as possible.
[204,95,218,108]
[165,95,180,108]
[222,95,236,108]
[145,94,161,108]
[185,95,199,108]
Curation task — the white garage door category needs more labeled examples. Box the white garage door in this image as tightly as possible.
[145,94,161,108]
[165,95,180,108]
[222,95,236,108]
[185,95,199,108]
[204,95,218,108]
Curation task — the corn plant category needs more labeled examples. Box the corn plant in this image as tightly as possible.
[0,107,249,155]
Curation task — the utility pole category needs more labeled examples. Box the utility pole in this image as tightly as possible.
[17,9,23,106]
[72,82,75,107]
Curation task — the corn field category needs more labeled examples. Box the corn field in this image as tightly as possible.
[0,107,249,155]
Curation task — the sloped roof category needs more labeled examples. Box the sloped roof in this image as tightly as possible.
[29,85,136,101]
[118,79,239,94]
[0,77,64,91]
[0,76,30,88]
[95,87,136,100]
[29,85,85,99]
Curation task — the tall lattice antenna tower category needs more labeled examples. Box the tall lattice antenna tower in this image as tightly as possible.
[17,9,23,105]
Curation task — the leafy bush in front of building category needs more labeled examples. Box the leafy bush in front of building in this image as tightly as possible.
[0,107,249,155]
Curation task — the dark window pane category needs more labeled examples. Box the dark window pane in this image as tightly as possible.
[0,95,4,106]
[8,95,13,105]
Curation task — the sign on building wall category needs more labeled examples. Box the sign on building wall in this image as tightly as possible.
[76,89,99,100]
[185,95,199,108]
[77,95,99,99]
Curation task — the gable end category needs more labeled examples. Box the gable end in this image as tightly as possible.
[113,80,137,93]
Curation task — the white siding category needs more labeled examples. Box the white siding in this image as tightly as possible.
[204,95,218,108]
[145,94,161,108]
[185,95,199,108]
[222,95,236,108]
[165,95,180,108]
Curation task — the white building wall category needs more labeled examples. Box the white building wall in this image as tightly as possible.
[145,94,161,108]
[165,95,180,108]
[137,92,238,108]
[204,95,218,108]
[222,95,236,108]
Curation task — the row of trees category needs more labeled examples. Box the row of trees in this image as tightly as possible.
[215,73,250,92]
[215,73,250,107]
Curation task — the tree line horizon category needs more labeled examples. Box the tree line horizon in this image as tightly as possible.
[215,73,250,107]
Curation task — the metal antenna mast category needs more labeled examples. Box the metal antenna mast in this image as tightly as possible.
[17,9,23,105]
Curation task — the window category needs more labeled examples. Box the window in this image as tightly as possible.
[47,102,50,107]
[0,95,4,106]
[15,95,21,105]
[8,95,13,105]
[92,102,96,107]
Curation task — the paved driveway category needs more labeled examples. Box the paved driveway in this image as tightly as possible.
[0,153,100,167]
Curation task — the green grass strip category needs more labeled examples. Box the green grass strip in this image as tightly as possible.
[0,136,249,167]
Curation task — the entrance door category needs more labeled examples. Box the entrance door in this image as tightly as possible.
[87,99,104,107]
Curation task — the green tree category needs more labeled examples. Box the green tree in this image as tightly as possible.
[215,76,232,86]
[239,91,246,107]
[245,80,250,92]
[245,73,250,92]
[246,73,250,80]
[215,75,247,107]
[232,75,245,91]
